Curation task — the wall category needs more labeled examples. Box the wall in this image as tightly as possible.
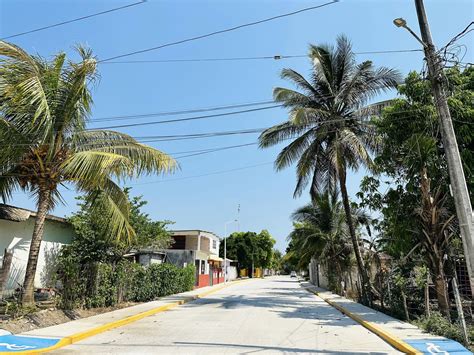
[184,235,198,250]
[0,217,74,291]
[227,266,238,281]
[165,250,195,268]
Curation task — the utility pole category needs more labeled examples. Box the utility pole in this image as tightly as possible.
[413,0,474,295]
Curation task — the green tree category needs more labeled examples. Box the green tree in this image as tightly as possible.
[221,230,275,275]
[0,42,176,304]
[287,190,352,292]
[67,190,173,265]
[254,230,276,269]
[270,249,283,272]
[358,67,473,317]
[259,35,400,304]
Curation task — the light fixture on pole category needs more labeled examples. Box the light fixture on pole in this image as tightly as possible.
[224,220,237,284]
[393,17,426,47]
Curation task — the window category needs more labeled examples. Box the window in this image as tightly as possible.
[200,260,205,274]
[212,240,217,249]
[170,236,186,250]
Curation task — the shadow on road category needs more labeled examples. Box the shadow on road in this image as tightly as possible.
[173,341,389,354]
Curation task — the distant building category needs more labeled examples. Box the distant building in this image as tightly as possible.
[166,230,223,288]
[0,204,74,294]
[124,250,166,266]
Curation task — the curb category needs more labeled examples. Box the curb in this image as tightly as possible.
[302,284,422,355]
[5,279,250,354]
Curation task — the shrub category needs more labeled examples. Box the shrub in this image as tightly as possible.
[415,312,466,344]
[57,260,196,309]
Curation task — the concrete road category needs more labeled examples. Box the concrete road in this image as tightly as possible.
[54,276,400,354]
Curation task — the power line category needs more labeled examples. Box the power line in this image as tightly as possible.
[1,1,146,40]
[100,49,423,64]
[91,100,275,122]
[1,109,447,148]
[131,161,274,185]
[90,105,282,130]
[99,1,337,62]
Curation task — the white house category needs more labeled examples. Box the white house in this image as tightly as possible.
[0,204,74,294]
[166,230,223,288]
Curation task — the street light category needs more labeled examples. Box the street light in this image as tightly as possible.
[224,220,237,284]
[392,17,426,48]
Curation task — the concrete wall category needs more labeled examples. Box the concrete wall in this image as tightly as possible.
[165,250,195,268]
[227,266,238,281]
[0,217,74,291]
[185,235,199,250]
[200,237,210,253]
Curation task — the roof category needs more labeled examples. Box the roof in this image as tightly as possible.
[0,204,68,224]
[170,229,221,239]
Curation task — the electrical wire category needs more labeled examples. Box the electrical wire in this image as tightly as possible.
[100,49,422,64]
[90,100,275,122]
[1,1,146,40]
[130,161,274,185]
[99,1,337,62]
[0,109,451,148]
[90,105,282,130]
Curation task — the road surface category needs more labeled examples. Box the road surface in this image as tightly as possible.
[54,276,400,354]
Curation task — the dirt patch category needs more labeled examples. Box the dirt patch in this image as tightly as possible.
[0,302,138,334]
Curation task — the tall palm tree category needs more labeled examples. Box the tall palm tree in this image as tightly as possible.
[259,35,400,305]
[0,42,176,304]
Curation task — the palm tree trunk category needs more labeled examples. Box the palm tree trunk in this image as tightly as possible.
[338,170,372,305]
[433,257,451,320]
[21,188,51,305]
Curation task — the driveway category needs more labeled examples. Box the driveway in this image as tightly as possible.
[54,276,400,354]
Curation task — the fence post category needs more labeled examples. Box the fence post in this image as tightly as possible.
[425,273,430,317]
[401,289,410,321]
[452,277,469,346]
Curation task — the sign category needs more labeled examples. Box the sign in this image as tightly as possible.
[0,332,60,352]
[405,338,472,354]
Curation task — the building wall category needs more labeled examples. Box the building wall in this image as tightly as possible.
[0,218,74,291]
[185,235,198,250]
[200,236,210,253]
[227,266,238,281]
[165,250,195,268]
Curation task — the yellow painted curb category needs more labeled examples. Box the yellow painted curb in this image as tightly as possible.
[2,279,251,354]
[304,286,422,355]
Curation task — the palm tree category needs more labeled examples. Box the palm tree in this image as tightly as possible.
[288,190,351,293]
[259,35,400,305]
[0,42,176,305]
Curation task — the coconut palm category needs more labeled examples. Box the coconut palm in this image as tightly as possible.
[0,41,176,304]
[288,190,352,292]
[259,35,400,304]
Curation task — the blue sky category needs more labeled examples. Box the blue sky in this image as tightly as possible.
[1,0,473,251]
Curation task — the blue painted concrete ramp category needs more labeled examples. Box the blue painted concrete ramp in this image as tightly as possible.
[0,331,60,352]
[405,338,472,354]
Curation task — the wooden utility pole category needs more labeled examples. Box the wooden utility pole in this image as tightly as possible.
[414,0,474,295]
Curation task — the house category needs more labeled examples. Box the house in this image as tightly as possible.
[165,230,223,288]
[124,250,166,266]
[0,204,74,295]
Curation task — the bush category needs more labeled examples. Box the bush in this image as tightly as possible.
[57,260,196,309]
[415,312,466,344]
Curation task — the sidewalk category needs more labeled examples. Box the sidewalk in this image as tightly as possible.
[0,280,247,353]
[301,281,471,355]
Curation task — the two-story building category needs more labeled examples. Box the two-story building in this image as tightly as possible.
[165,230,223,288]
